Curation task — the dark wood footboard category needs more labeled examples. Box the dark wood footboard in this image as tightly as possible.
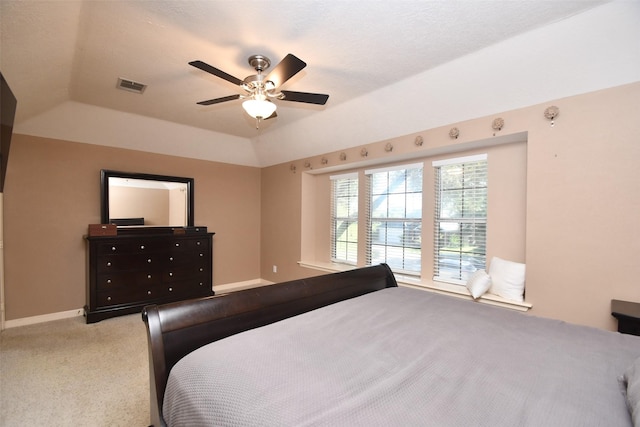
[142,263,397,427]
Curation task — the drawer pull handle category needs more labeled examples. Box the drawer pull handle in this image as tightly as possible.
[147,290,152,295]
[147,258,152,263]
[140,245,145,250]
[169,257,174,261]
[199,268,204,272]
[197,241,201,245]
[147,274,152,279]
[169,287,173,292]
[200,253,203,257]
[199,282,204,286]
[111,246,116,251]
[106,262,112,267]
[169,272,173,277]
[106,279,111,284]
[175,243,180,247]
[107,296,112,301]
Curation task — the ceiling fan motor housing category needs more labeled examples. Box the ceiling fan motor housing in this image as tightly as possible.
[248,55,271,72]
[244,55,277,96]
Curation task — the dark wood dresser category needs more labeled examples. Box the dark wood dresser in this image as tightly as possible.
[85,228,214,323]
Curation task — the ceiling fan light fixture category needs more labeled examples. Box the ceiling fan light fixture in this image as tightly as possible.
[242,98,277,119]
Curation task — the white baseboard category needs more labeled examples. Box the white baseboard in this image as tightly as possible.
[4,308,85,329]
[3,278,273,329]
[214,278,273,294]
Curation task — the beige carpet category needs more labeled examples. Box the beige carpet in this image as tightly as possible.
[0,313,149,426]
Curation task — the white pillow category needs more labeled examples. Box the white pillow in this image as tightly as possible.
[465,269,491,300]
[488,257,526,302]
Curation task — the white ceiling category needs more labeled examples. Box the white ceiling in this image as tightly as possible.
[2,0,638,167]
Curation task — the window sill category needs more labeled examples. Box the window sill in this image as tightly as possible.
[298,260,532,312]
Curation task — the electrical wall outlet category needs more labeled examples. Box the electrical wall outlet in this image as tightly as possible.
[272,265,277,273]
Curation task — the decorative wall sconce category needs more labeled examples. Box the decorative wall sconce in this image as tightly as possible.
[360,148,368,157]
[544,106,559,127]
[339,152,347,161]
[321,157,328,165]
[492,117,504,132]
[449,127,460,139]
[384,143,393,152]
[414,135,424,147]
[290,164,297,173]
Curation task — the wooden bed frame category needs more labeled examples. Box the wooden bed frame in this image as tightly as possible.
[142,264,398,427]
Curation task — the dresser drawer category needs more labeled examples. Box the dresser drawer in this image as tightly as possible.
[97,281,209,308]
[96,253,164,273]
[96,270,162,290]
[164,264,210,282]
[164,279,212,298]
[97,287,162,307]
[165,251,209,266]
[94,240,166,255]
[168,238,209,253]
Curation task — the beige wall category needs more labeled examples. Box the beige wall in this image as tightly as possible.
[3,82,639,329]
[3,136,261,320]
[260,81,640,331]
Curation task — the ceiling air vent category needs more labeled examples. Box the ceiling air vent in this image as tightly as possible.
[116,78,147,94]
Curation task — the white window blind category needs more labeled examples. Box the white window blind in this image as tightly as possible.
[330,173,358,264]
[365,163,423,275]
[433,154,487,284]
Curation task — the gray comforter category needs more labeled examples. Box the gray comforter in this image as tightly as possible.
[163,286,640,426]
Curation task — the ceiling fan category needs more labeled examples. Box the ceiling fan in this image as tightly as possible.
[189,54,329,126]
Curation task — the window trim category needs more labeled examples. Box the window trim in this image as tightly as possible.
[432,154,487,167]
[364,162,424,175]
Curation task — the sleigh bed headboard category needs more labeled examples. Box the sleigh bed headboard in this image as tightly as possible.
[142,263,397,427]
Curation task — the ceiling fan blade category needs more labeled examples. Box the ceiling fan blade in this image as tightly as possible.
[280,90,329,105]
[189,60,244,86]
[196,94,240,106]
[266,54,306,87]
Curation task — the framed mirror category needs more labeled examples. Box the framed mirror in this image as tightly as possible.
[100,170,194,227]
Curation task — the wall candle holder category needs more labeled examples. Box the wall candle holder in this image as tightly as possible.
[544,106,559,127]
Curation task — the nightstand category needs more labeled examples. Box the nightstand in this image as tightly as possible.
[611,300,640,336]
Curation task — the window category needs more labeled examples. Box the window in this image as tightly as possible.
[433,154,487,283]
[330,173,358,264]
[365,164,423,275]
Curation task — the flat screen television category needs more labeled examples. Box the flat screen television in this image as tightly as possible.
[1,71,17,193]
